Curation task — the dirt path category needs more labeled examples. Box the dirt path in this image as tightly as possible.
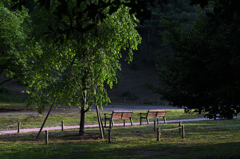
[0,118,212,134]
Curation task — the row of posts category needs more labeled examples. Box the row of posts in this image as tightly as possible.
[108,121,185,143]
[17,121,64,144]
[17,120,184,144]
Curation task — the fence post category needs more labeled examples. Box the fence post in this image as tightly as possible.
[157,127,161,141]
[61,120,64,131]
[108,129,111,143]
[17,122,21,133]
[179,122,182,135]
[123,119,125,127]
[154,120,156,131]
[45,130,48,144]
[181,125,185,139]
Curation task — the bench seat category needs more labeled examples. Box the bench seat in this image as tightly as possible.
[140,110,167,125]
[104,111,133,128]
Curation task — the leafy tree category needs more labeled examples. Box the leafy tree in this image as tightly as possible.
[0,2,40,86]
[158,10,240,119]
[190,0,240,23]
[26,2,141,134]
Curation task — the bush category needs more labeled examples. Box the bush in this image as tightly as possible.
[121,90,139,100]
[0,86,12,95]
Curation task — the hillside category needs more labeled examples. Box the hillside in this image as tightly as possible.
[107,50,165,105]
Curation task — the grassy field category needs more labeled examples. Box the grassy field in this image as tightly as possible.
[0,109,204,130]
[0,118,240,159]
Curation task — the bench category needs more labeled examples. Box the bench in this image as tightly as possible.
[140,110,167,125]
[104,111,133,128]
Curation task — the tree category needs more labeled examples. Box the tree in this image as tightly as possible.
[190,0,240,23]
[12,0,167,44]
[0,2,40,86]
[158,10,240,119]
[25,2,141,134]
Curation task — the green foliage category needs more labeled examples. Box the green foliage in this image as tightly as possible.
[121,90,139,100]
[158,9,240,119]
[113,72,124,87]
[0,3,42,92]
[142,83,155,90]
[0,5,27,79]
[26,4,141,111]
[0,86,11,95]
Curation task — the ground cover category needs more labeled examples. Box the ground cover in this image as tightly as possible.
[0,109,204,130]
[0,118,240,159]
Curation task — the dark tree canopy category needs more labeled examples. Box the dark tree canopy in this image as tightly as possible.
[158,10,240,119]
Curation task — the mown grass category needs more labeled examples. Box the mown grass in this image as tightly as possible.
[0,118,240,159]
[0,109,204,130]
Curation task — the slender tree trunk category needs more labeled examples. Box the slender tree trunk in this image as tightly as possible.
[79,105,85,134]
[79,89,87,135]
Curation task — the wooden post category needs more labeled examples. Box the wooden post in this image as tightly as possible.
[179,122,182,135]
[154,120,156,131]
[123,119,125,127]
[96,106,104,139]
[17,122,21,133]
[61,120,64,131]
[181,125,185,139]
[45,130,48,144]
[157,127,160,141]
[108,129,111,143]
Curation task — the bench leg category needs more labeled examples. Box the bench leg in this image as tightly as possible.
[147,119,149,125]
[123,119,125,127]
[163,117,167,123]
[130,118,133,126]
[111,119,114,127]
[109,120,112,129]
[140,118,142,125]
[157,118,159,124]
[104,114,107,127]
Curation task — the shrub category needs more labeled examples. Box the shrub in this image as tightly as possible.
[0,86,12,95]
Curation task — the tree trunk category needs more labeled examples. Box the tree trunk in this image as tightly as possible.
[79,90,87,135]
[79,105,85,134]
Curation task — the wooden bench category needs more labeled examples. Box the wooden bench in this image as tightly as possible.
[140,110,167,125]
[104,111,133,128]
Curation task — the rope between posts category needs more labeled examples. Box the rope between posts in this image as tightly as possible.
[160,127,181,131]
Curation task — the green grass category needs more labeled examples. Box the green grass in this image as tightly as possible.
[0,109,204,130]
[0,103,26,107]
[0,119,240,159]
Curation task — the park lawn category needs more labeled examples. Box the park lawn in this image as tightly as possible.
[0,118,240,159]
[0,109,204,130]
